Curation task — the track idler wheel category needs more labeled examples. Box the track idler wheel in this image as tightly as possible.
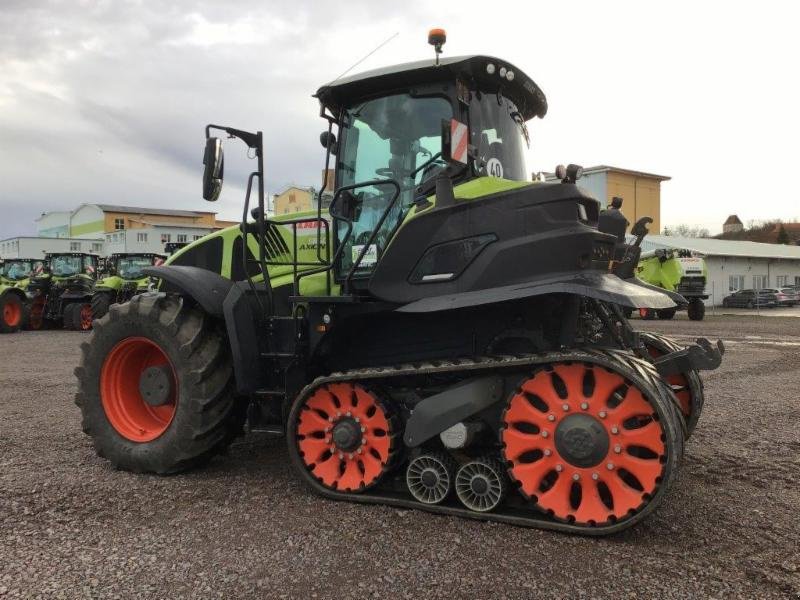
[501,360,681,528]
[455,457,507,513]
[406,452,456,505]
[293,383,397,492]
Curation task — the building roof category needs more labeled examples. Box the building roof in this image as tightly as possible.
[96,204,215,217]
[581,165,671,181]
[723,214,743,225]
[637,235,800,260]
[1,236,103,242]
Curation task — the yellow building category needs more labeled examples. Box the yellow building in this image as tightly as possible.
[273,186,315,215]
[547,165,669,233]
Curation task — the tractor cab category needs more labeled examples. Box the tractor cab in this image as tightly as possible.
[315,54,546,286]
[105,253,165,281]
[0,258,45,286]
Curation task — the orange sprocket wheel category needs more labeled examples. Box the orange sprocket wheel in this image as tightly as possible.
[502,362,667,526]
[295,383,395,492]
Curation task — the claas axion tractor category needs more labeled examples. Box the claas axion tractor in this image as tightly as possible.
[28,253,99,331]
[0,258,44,333]
[76,31,724,534]
[91,253,165,320]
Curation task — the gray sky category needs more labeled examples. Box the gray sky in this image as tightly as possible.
[2,0,799,239]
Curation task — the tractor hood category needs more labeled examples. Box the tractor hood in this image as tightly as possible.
[316,55,547,121]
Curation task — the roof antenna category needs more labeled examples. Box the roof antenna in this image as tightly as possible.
[332,32,400,82]
[428,28,446,65]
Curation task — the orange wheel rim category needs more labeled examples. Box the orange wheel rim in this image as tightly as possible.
[3,299,21,327]
[100,337,178,442]
[646,346,691,417]
[296,383,392,492]
[502,363,666,525]
[79,304,93,330]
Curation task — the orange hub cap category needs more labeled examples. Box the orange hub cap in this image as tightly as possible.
[100,337,178,442]
[3,299,21,327]
[502,363,666,525]
[296,383,392,492]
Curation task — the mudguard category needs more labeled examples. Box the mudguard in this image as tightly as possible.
[625,276,688,307]
[143,266,234,317]
[396,271,676,313]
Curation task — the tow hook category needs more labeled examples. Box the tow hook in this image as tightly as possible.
[653,338,725,377]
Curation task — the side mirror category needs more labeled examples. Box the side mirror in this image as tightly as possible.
[203,137,224,201]
[320,131,337,155]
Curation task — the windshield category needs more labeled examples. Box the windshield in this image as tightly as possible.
[1,260,33,280]
[338,93,452,276]
[50,255,95,277]
[116,256,153,279]
[469,92,529,181]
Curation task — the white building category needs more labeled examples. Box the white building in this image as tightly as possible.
[0,236,104,259]
[103,225,214,255]
[639,235,800,305]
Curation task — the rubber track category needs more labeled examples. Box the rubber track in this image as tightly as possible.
[287,348,685,536]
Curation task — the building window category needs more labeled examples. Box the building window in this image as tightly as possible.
[161,234,171,243]
[106,234,112,242]
[137,233,148,242]
[753,275,768,290]
[776,275,788,287]
[728,275,744,292]
[114,218,125,230]
[70,242,80,251]
[193,235,203,241]
[91,243,102,252]
[177,234,187,243]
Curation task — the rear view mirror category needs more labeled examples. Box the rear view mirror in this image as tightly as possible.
[203,137,224,201]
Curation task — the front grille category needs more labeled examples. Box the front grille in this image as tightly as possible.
[677,276,706,294]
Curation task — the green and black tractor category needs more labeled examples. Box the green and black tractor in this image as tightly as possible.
[636,248,708,320]
[91,253,165,320]
[28,252,99,331]
[0,258,45,333]
[76,32,723,535]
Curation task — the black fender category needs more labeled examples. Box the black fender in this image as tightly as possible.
[625,276,688,307]
[143,266,233,317]
[396,271,676,313]
[143,266,265,394]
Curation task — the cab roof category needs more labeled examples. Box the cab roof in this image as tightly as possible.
[315,55,547,121]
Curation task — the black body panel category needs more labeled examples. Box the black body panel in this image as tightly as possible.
[367,182,673,311]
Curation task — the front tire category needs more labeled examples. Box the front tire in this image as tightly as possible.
[687,299,705,321]
[0,293,24,333]
[74,293,245,474]
[657,308,676,320]
[91,292,112,320]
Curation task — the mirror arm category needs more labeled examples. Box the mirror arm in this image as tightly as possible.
[206,124,260,151]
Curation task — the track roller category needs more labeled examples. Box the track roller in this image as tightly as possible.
[455,457,507,513]
[406,452,456,505]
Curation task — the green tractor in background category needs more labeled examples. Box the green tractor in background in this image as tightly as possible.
[636,248,708,320]
[0,258,45,333]
[91,253,165,320]
[27,253,99,331]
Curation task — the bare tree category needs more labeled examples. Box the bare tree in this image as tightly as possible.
[666,224,710,238]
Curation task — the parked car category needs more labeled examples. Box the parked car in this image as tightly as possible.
[721,289,779,308]
[776,287,799,306]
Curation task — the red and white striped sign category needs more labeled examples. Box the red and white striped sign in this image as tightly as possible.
[450,119,468,164]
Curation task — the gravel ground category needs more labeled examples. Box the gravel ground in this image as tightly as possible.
[1,315,799,599]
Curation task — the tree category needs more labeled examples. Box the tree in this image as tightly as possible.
[668,224,710,238]
[777,224,790,244]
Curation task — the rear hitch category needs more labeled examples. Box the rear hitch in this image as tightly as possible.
[653,338,725,377]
